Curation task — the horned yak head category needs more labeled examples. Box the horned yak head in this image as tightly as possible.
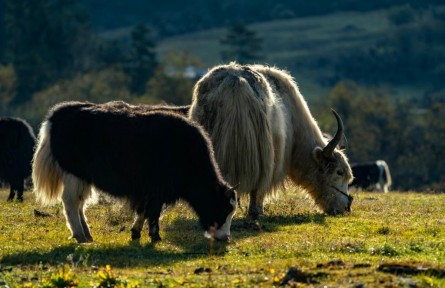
[307,110,353,215]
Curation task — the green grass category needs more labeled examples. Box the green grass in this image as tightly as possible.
[1,188,445,287]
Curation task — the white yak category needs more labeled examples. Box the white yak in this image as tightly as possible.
[190,63,353,218]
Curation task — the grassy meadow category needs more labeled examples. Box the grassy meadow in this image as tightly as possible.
[1,187,445,287]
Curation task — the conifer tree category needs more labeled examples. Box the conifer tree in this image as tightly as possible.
[128,24,157,95]
[220,23,263,64]
[4,0,91,104]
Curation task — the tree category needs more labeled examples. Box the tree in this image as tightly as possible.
[220,23,263,64]
[0,64,16,113]
[0,0,5,63]
[141,50,203,105]
[21,68,133,127]
[4,0,92,104]
[97,39,126,69]
[128,24,157,95]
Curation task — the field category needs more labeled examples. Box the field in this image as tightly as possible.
[1,188,445,287]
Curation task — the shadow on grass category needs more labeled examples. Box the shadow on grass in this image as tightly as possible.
[162,212,326,252]
[0,213,326,268]
[0,242,212,268]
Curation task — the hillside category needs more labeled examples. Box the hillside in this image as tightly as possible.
[160,10,390,66]
[157,9,415,100]
[84,0,441,35]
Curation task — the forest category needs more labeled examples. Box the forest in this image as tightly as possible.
[0,0,444,191]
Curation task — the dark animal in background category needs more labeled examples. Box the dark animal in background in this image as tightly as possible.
[350,160,392,192]
[190,63,353,218]
[32,101,237,243]
[0,117,36,201]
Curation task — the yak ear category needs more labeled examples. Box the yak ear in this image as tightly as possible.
[312,146,324,164]
[225,183,240,197]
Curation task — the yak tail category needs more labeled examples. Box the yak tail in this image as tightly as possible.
[190,66,275,195]
[32,121,64,205]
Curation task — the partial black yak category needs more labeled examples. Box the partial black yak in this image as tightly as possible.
[190,63,353,218]
[0,117,36,201]
[33,101,237,243]
[350,160,392,192]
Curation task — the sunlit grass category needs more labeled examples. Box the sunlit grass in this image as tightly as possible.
[1,188,444,287]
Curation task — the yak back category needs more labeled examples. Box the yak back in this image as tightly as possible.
[0,117,36,182]
[48,101,223,209]
[148,104,190,116]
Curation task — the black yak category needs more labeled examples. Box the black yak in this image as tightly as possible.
[190,63,353,218]
[350,160,392,192]
[32,101,237,243]
[0,117,36,201]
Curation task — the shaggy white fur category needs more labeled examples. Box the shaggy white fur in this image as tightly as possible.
[190,63,353,217]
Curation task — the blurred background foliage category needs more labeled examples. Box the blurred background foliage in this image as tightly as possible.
[0,0,444,191]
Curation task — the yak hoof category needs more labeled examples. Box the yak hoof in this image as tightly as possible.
[131,228,141,240]
[150,234,161,243]
[17,196,24,202]
[73,235,92,244]
[247,210,262,221]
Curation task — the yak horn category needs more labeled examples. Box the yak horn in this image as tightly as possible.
[322,109,344,159]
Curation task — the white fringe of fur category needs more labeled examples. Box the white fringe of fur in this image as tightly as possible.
[32,121,97,206]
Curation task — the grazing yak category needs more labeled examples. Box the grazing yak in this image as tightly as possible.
[350,160,392,192]
[0,117,36,201]
[32,101,237,243]
[189,63,353,218]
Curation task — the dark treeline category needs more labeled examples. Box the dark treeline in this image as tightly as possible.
[84,0,442,36]
[332,5,445,88]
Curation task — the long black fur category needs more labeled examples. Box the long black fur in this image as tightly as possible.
[46,101,234,237]
[0,117,36,201]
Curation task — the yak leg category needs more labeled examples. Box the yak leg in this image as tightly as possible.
[131,208,146,240]
[62,175,91,243]
[146,204,162,243]
[79,198,93,242]
[7,186,15,201]
[248,190,265,220]
[16,181,24,202]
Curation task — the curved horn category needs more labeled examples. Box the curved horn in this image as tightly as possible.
[322,109,344,159]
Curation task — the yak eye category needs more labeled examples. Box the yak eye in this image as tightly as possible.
[336,170,344,176]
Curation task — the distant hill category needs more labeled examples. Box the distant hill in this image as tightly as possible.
[157,9,419,100]
[91,2,445,100]
[159,10,391,72]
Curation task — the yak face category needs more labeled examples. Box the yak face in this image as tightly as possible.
[312,147,353,215]
[310,110,353,215]
[205,184,238,241]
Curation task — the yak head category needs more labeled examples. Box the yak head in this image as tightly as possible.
[204,184,238,241]
[311,110,353,215]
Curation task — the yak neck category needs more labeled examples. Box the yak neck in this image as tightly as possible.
[183,180,225,230]
[285,89,326,182]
